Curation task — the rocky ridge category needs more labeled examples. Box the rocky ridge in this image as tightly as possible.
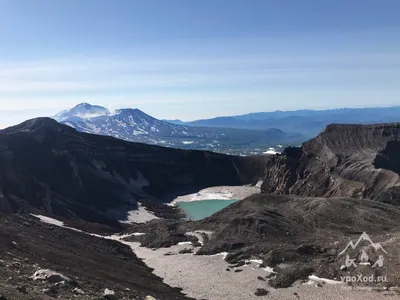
[261,123,400,204]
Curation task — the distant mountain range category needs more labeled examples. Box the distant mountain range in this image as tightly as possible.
[167,107,400,138]
[54,103,303,155]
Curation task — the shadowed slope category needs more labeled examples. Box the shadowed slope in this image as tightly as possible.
[0,118,266,226]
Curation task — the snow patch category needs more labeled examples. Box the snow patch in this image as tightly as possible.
[31,214,84,233]
[73,288,85,295]
[208,252,229,260]
[133,130,145,135]
[64,122,75,128]
[119,203,159,224]
[305,275,344,285]
[31,214,64,227]
[133,232,146,236]
[31,269,71,283]
[249,259,263,265]
[105,233,138,241]
[190,190,234,201]
[255,180,263,188]
[78,112,108,119]
[115,120,127,128]
[104,288,115,295]
[262,266,276,274]
[178,241,193,246]
[263,150,278,155]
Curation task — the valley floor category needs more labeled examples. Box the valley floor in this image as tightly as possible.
[28,214,400,300]
[134,242,400,300]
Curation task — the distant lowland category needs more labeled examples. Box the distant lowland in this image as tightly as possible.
[54,103,400,156]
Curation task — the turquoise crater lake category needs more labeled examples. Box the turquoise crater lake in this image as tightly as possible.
[177,199,238,221]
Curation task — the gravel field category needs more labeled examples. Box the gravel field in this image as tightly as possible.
[134,243,400,300]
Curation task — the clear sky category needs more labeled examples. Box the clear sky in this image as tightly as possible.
[1,0,400,128]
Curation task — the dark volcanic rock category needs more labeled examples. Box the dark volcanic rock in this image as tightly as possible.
[269,266,314,288]
[257,276,266,281]
[0,213,191,299]
[261,123,400,204]
[229,261,246,268]
[254,288,269,296]
[0,118,265,226]
[178,248,193,254]
[126,219,192,248]
[195,194,400,253]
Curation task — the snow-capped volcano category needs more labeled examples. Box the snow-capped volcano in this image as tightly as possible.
[54,103,206,143]
[54,103,111,121]
[54,103,303,154]
[88,107,196,139]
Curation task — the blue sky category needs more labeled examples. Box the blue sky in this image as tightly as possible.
[0,0,400,127]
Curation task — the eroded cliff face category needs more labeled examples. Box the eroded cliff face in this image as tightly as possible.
[261,123,400,205]
[0,118,266,225]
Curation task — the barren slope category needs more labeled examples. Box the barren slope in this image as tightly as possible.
[0,213,191,299]
[261,123,400,204]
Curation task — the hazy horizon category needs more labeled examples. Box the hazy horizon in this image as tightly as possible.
[1,102,400,130]
[1,0,400,128]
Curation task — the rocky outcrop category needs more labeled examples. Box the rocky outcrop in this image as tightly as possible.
[0,118,266,226]
[261,123,400,205]
[194,194,400,256]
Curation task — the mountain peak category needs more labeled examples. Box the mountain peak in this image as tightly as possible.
[114,108,156,120]
[2,117,70,135]
[265,128,284,134]
[75,102,93,107]
[55,103,110,121]
[73,102,106,110]
[116,108,146,114]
